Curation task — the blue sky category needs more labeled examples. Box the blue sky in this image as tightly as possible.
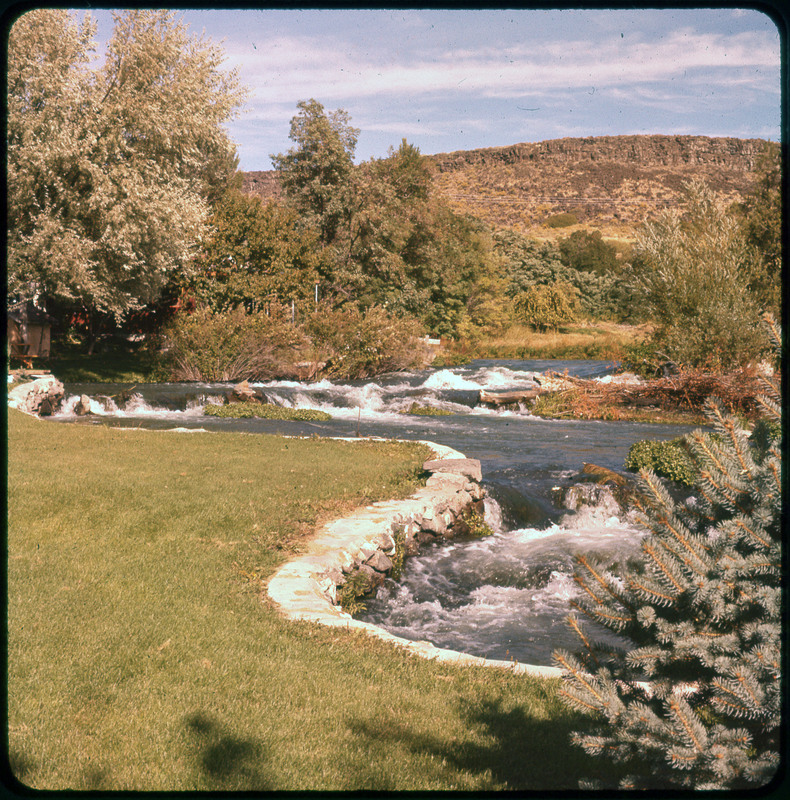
[79,6,781,171]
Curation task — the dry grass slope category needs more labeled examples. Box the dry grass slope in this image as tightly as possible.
[242,134,765,240]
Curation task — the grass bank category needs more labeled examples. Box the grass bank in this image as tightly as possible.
[7,411,605,791]
[440,321,648,364]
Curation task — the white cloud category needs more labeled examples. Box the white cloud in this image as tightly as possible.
[222,26,779,113]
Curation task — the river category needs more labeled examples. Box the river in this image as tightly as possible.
[53,359,697,667]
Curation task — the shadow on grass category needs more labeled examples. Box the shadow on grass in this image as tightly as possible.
[184,712,270,790]
[348,695,608,791]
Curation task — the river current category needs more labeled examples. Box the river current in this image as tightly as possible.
[54,359,697,666]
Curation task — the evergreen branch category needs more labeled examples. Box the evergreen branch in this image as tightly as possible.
[627,576,675,606]
[723,579,753,603]
[642,542,685,594]
[689,430,731,476]
[710,690,752,718]
[666,695,707,753]
[766,459,781,496]
[575,554,635,610]
[569,600,634,631]
[572,574,609,606]
[714,408,754,478]
[698,470,749,515]
[714,669,765,713]
[639,469,674,512]
[722,518,771,550]
[566,614,601,666]
[559,689,602,715]
[755,394,780,420]
[760,311,781,351]
[654,525,708,577]
[554,651,608,709]
[668,748,700,769]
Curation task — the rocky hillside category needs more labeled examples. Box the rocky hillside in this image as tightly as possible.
[241,134,767,238]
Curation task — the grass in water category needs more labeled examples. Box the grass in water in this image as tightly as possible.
[204,402,331,421]
[400,403,455,416]
[7,410,608,791]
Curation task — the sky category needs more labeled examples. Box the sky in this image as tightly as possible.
[74,6,782,171]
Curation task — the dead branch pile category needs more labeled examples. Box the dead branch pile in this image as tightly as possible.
[552,367,774,417]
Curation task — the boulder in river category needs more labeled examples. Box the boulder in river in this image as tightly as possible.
[229,380,259,403]
[74,395,92,416]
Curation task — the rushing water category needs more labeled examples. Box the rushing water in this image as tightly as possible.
[54,359,697,666]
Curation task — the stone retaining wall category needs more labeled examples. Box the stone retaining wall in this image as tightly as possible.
[266,440,563,679]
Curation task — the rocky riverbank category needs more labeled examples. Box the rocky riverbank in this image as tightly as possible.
[7,374,65,416]
[266,440,564,678]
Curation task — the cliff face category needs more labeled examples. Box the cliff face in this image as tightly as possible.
[431,135,765,170]
[241,134,767,233]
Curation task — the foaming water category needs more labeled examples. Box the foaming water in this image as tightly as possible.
[361,495,642,665]
[55,358,694,666]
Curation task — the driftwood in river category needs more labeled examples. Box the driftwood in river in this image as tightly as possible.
[478,388,543,407]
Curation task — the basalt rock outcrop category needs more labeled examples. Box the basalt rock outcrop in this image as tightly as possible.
[429,135,767,230]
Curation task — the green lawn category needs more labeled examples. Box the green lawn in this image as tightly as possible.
[7,410,603,791]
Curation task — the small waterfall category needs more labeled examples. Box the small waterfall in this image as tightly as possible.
[359,482,643,666]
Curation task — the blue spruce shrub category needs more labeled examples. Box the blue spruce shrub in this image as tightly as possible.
[554,315,782,790]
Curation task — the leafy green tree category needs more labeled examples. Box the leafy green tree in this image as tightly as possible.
[187,191,324,312]
[424,211,506,337]
[6,9,245,346]
[554,316,782,790]
[270,98,358,249]
[495,230,568,295]
[739,142,782,318]
[272,104,500,338]
[494,230,625,321]
[514,282,579,331]
[558,229,619,274]
[627,180,766,369]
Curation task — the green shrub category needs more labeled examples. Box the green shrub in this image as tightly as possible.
[620,339,663,379]
[624,438,697,485]
[459,510,494,538]
[305,305,424,379]
[158,305,307,382]
[514,282,578,331]
[545,212,578,228]
[204,402,331,421]
[628,180,768,369]
[558,229,619,274]
[388,527,407,580]
[337,570,371,615]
